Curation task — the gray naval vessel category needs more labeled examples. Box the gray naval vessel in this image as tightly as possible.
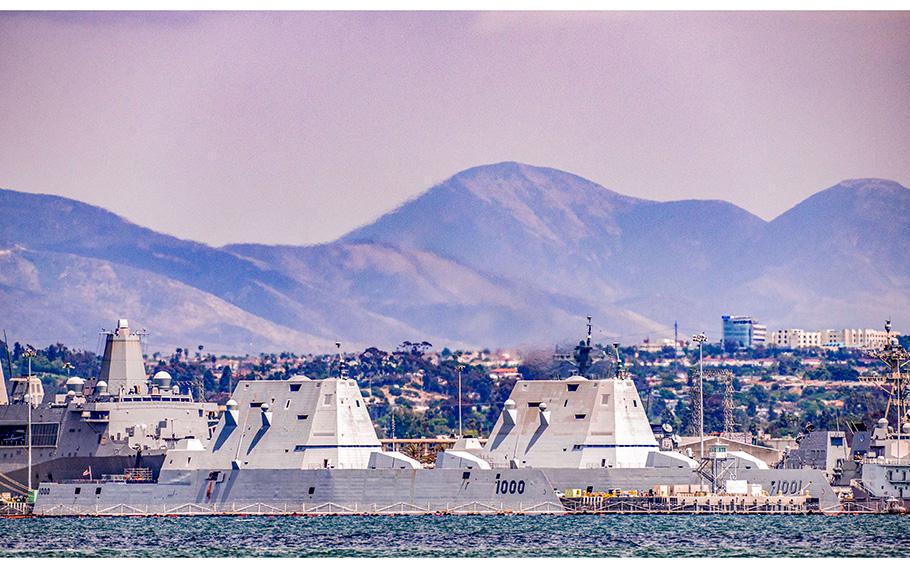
[33,324,836,515]
[780,321,910,510]
[0,319,219,496]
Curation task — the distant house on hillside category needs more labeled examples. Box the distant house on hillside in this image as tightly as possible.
[488,367,521,380]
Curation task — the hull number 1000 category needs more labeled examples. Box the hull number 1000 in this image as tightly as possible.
[495,479,525,495]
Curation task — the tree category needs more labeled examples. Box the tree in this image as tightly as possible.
[219,366,234,393]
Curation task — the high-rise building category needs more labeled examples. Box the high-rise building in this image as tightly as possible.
[721,315,766,348]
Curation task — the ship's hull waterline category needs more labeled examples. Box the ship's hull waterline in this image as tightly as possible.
[33,466,836,516]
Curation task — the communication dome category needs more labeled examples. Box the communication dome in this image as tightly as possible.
[66,390,76,397]
[65,376,85,387]
[504,399,516,409]
[226,399,238,408]
[539,402,548,411]
[153,371,172,380]
[96,380,108,391]
[261,403,270,411]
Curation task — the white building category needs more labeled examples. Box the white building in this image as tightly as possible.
[770,327,899,349]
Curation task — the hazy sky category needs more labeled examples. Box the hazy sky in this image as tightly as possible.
[1,11,908,246]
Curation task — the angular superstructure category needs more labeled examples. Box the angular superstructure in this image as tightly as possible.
[166,376,384,472]
[0,361,8,406]
[483,376,661,468]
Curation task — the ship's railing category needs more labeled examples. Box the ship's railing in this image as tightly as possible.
[34,499,566,517]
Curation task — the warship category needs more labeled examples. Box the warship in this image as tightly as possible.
[32,320,836,515]
[0,319,219,497]
[781,320,910,510]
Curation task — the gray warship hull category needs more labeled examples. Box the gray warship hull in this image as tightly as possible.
[0,320,218,495]
[33,466,836,515]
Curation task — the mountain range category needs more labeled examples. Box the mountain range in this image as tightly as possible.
[1,162,907,353]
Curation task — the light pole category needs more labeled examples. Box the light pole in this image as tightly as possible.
[692,333,707,489]
[457,365,464,438]
[24,347,36,494]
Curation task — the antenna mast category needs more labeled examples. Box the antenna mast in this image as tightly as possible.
[553,315,604,378]
[859,320,909,465]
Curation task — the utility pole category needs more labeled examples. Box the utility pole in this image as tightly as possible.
[24,346,36,494]
[457,365,464,438]
[692,333,708,484]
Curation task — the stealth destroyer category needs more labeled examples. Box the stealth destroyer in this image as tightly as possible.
[32,322,836,515]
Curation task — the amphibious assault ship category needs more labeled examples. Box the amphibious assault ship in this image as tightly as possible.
[0,319,219,496]
[33,322,836,515]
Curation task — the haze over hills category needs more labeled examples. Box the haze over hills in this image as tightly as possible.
[1,163,907,353]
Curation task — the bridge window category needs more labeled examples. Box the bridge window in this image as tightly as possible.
[297,414,308,420]
[290,384,302,392]
[567,384,579,392]
[528,402,541,408]
[575,414,587,420]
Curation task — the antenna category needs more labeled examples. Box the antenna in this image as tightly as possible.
[586,315,593,348]
[553,315,604,378]
[335,342,348,379]
[2,330,13,380]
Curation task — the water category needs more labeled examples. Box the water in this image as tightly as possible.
[1,515,908,557]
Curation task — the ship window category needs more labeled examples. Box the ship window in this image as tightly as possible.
[831,437,844,446]
[601,395,610,405]
[74,487,81,495]
[324,394,334,406]
[575,414,586,420]
[285,400,291,409]
[528,402,541,408]
[463,471,471,479]
[308,487,315,495]
[567,384,579,392]
[95,487,102,495]
[633,400,638,407]
[297,415,308,420]
[356,400,361,407]
[250,402,263,408]
[290,384,302,392]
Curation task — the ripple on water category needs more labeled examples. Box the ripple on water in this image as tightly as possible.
[1,515,909,557]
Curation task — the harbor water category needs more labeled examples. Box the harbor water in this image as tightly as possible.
[1,515,909,557]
